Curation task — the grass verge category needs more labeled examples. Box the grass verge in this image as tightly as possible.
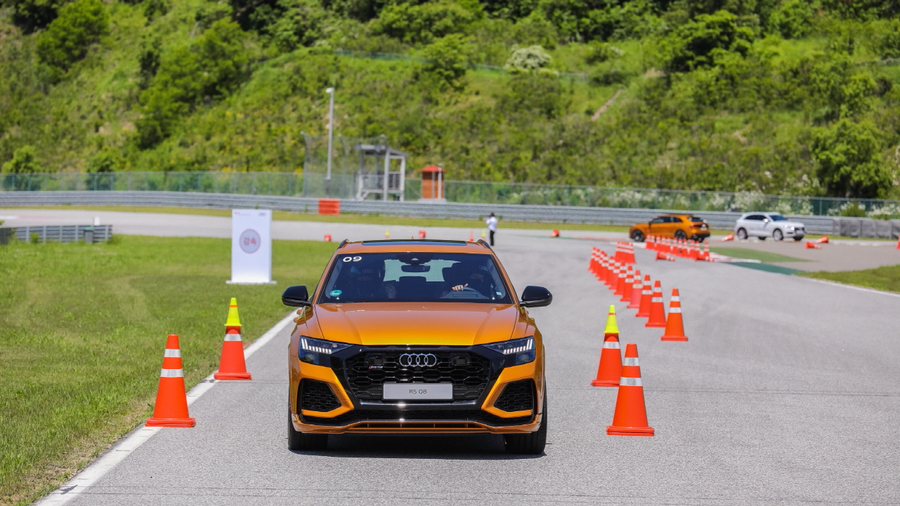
[0,236,335,506]
[708,246,808,263]
[798,265,900,293]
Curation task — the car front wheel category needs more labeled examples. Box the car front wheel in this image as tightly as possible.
[631,230,645,242]
[773,229,784,241]
[736,228,748,240]
[288,408,328,451]
[504,384,547,455]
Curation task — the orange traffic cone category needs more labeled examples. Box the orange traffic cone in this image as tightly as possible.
[636,275,652,318]
[622,242,636,264]
[324,234,331,242]
[620,268,634,302]
[614,266,627,296]
[551,229,560,237]
[607,343,654,436]
[661,288,688,341]
[214,298,251,380]
[805,241,821,249]
[645,280,667,328]
[468,230,474,241]
[655,250,673,261]
[606,262,619,290]
[627,270,642,309]
[146,334,196,428]
[720,234,734,241]
[419,230,426,239]
[591,306,622,387]
[816,235,828,244]
[897,236,900,250]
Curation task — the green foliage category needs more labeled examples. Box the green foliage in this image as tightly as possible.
[768,0,815,39]
[8,0,65,33]
[819,0,900,21]
[2,145,40,174]
[263,0,332,51]
[35,0,109,76]
[136,18,251,149]
[811,119,892,198]
[809,53,876,121]
[868,19,900,59]
[373,1,476,44]
[656,10,755,73]
[497,71,567,119]
[417,34,470,92]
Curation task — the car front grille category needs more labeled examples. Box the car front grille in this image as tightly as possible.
[494,379,535,413]
[344,350,492,402]
[300,379,342,413]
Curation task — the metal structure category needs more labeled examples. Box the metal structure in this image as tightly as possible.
[352,141,409,201]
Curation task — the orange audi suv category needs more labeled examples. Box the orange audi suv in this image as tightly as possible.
[282,239,552,454]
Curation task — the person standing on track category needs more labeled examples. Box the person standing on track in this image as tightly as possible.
[485,212,497,246]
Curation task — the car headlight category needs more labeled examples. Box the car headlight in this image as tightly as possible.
[483,337,535,365]
[785,226,794,231]
[298,336,352,366]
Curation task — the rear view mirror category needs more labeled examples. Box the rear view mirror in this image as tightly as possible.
[520,285,552,308]
[282,285,311,307]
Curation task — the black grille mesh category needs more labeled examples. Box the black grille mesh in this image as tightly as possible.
[345,351,491,402]
[494,379,534,413]
[300,379,342,412]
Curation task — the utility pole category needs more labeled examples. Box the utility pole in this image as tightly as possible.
[325,87,335,197]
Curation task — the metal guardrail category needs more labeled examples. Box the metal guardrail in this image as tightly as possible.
[4,190,899,238]
[8,224,113,244]
[4,172,900,218]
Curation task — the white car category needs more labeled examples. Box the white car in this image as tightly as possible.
[734,212,806,241]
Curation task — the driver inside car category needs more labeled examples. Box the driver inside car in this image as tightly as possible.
[444,264,491,297]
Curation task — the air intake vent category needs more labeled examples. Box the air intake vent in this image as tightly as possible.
[494,380,534,413]
[300,380,341,412]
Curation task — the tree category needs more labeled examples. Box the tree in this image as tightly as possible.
[811,119,892,198]
[656,10,755,74]
[373,1,476,44]
[2,145,41,190]
[418,34,470,92]
[35,0,109,75]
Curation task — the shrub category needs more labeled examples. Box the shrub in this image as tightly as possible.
[373,1,475,44]
[35,0,109,75]
[768,0,814,39]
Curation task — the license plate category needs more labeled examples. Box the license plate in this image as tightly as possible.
[383,383,453,401]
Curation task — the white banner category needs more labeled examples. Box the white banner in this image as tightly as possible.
[228,209,275,284]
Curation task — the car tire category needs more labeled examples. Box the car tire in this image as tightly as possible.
[630,230,645,242]
[504,383,547,455]
[736,228,748,240]
[793,236,803,242]
[288,407,328,451]
[674,230,687,240]
[773,229,783,241]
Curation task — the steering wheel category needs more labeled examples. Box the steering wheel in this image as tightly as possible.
[440,287,486,299]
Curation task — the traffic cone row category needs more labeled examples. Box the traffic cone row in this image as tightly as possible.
[146,298,253,429]
[645,235,714,262]
[587,247,687,340]
[614,241,636,264]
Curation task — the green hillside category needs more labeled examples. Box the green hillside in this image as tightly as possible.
[1,0,899,199]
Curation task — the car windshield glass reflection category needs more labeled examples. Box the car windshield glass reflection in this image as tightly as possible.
[769,215,787,221]
[319,253,513,304]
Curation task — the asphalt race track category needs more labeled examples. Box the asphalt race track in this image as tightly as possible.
[7,210,899,505]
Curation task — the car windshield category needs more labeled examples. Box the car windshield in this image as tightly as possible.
[318,252,513,304]
[769,214,787,221]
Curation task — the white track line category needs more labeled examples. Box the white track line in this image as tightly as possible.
[34,311,297,506]
[797,276,900,298]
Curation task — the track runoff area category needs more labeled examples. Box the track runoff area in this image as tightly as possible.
[35,219,900,506]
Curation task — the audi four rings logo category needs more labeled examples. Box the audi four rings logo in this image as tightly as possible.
[399,353,439,368]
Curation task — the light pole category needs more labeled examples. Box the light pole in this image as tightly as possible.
[325,87,335,197]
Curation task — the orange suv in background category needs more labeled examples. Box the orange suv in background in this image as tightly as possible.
[281,239,553,454]
[629,214,710,242]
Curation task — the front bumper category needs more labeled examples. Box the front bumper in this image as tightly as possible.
[289,345,543,434]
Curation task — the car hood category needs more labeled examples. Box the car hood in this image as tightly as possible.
[310,303,520,346]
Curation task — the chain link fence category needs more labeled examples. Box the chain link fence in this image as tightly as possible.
[2,172,899,218]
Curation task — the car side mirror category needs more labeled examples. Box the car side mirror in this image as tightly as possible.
[520,285,552,308]
[282,285,311,307]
